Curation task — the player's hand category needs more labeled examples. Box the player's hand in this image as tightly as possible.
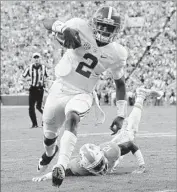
[132,165,146,174]
[63,27,81,49]
[110,116,124,135]
[32,172,52,182]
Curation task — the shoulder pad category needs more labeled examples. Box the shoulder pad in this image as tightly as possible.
[112,42,128,59]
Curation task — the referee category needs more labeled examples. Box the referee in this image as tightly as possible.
[23,52,48,128]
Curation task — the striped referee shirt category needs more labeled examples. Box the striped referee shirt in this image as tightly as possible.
[23,63,48,87]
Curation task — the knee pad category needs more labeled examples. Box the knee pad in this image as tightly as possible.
[44,135,58,146]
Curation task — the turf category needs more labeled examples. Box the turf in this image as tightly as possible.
[1,105,176,192]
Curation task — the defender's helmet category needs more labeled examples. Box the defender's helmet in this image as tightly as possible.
[79,143,108,175]
[92,6,121,44]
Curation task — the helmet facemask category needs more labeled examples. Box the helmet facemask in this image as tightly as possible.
[79,144,109,175]
[88,156,108,175]
[92,7,121,44]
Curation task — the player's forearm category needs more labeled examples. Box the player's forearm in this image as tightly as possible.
[114,76,126,101]
[114,76,127,118]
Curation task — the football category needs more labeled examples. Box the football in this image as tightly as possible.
[43,19,56,31]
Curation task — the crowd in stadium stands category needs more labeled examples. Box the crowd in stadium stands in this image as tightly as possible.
[1,1,176,105]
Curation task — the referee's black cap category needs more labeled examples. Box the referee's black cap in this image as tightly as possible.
[33,52,41,58]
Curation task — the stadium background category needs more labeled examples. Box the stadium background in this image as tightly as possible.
[1,1,176,105]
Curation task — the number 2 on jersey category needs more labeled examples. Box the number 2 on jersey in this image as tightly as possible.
[76,53,98,78]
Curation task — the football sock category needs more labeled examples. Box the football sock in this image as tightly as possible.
[44,141,57,157]
[57,130,77,170]
[134,96,144,110]
[134,149,145,166]
[127,92,147,134]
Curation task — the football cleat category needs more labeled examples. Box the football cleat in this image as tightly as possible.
[37,145,59,173]
[30,124,38,128]
[132,165,146,174]
[52,164,65,188]
[136,87,163,100]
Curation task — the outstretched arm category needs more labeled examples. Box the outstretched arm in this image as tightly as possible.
[109,44,128,135]
[32,172,52,182]
[110,75,127,135]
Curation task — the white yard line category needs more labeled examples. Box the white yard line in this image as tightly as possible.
[152,190,176,192]
[1,132,176,164]
[2,149,176,163]
[1,132,176,143]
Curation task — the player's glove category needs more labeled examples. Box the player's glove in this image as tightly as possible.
[110,100,127,135]
[43,19,81,49]
[55,28,81,49]
[61,27,81,49]
[110,116,124,135]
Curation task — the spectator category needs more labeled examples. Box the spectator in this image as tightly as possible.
[169,89,176,105]
[1,1,176,106]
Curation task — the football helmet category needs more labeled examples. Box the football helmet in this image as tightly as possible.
[79,143,108,175]
[92,6,121,43]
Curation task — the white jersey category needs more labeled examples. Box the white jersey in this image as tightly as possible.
[55,18,128,93]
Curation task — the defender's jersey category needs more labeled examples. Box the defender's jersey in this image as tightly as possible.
[68,141,120,176]
[99,141,121,171]
[55,18,128,93]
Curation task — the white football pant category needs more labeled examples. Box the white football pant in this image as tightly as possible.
[42,79,93,137]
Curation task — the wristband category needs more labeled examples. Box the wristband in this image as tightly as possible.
[116,100,127,118]
[52,20,67,33]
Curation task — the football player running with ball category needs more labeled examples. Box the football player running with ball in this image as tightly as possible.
[33,87,162,182]
[38,6,128,188]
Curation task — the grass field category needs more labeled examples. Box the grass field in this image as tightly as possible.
[1,105,176,192]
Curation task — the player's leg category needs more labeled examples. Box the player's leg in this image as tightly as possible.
[111,87,162,144]
[52,93,93,187]
[111,141,145,174]
[36,87,44,114]
[127,87,162,135]
[29,87,38,127]
[37,81,71,173]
